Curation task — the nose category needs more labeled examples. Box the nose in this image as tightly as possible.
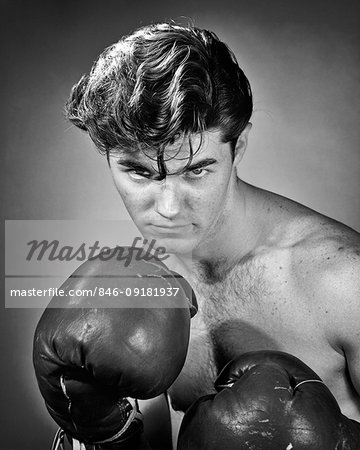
[154,178,182,220]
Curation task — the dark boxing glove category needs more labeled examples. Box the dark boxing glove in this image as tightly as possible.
[178,350,360,449]
[33,247,197,449]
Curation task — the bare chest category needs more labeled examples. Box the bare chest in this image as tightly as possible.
[168,260,350,414]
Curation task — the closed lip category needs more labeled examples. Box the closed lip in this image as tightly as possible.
[150,223,190,231]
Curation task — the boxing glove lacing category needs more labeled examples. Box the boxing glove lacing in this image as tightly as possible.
[217,379,325,391]
[51,428,66,450]
[293,379,325,391]
[55,375,143,449]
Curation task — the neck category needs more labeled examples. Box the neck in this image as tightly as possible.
[168,181,268,279]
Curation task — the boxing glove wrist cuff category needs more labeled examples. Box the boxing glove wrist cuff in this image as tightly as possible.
[51,398,143,449]
[92,398,143,445]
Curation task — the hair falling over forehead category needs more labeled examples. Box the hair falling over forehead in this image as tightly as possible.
[65,22,253,177]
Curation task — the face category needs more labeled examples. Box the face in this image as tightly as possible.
[109,130,241,256]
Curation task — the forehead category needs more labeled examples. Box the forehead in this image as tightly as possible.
[115,129,229,168]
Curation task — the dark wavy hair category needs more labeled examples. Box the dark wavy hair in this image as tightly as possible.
[65,23,253,176]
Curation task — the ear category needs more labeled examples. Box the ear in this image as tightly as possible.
[233,123,252,173]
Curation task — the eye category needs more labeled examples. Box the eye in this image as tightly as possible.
[128,169,151,180]
[186,168,208,179]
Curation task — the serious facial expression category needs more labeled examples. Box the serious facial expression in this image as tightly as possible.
[109,130,239,256]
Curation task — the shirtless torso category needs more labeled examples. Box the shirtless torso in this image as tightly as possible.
[168,189,360,423]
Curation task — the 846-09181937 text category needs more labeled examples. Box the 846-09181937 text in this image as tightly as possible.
[9,286,181,298]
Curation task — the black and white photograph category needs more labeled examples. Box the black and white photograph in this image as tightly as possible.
[2,0,360,448]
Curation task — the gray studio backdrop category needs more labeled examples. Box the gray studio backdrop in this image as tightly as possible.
[2,0,359,448]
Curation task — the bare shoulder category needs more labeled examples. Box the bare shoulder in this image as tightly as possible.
[291,214,360,285]
[288,213,360,346]
[263,189,360,294]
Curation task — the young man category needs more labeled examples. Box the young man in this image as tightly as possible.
[65,23,360,446]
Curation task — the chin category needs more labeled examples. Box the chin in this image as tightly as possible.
[143,233,197,257]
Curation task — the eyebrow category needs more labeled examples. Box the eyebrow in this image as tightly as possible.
[116,160,152,171]
[117,157,217,172]
[186,158,217,171]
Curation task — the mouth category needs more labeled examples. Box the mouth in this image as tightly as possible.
[149,224,191,234]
